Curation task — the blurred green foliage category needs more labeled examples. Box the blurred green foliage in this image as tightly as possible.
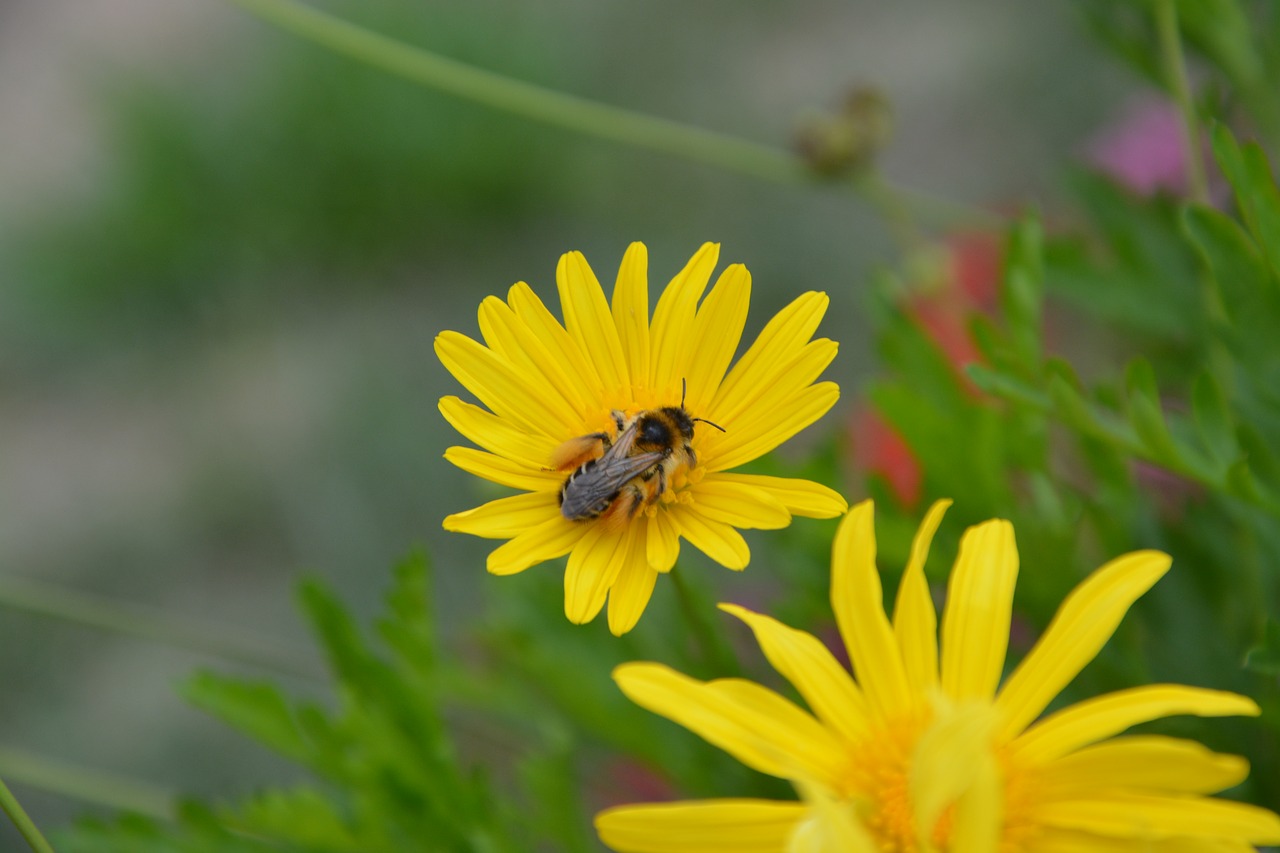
[16,0,1280,849]
[9,1,572,336]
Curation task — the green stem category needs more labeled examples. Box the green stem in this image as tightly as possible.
[0,747,171,822]
[1154,0,1210,204]
[668,567,740,677]
[0,772,55,853]
[0,574,321,681]
[226,0,995,231]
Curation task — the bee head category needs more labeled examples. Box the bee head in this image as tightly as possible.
[640,411,680,446]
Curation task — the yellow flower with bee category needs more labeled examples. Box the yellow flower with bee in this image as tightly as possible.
[437,242,846,635]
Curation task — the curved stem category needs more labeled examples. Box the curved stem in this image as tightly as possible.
[0,574,322,681]
[226,0,996,232]
[0,772,55,853]
[0,747,172,822]
[1155,0,1210,204]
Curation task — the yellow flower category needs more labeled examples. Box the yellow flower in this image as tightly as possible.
[437,243,846,635]
[596,499,1280,852]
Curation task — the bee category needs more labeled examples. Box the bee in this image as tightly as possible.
[553,386,724,526]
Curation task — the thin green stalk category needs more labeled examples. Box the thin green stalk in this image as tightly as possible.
[1155,0,1210,204]
[229,0,800,184]
[0,747,171,822]
[0,574,321,681]
[0,772,56,853]
[668,567,740,677]
[226,0,996,232]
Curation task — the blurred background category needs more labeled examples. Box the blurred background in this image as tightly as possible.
[0,0,1150,843]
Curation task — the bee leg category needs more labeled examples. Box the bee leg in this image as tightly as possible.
[684,443,696,468]
[600,485,644,532]
[550,432,610,471]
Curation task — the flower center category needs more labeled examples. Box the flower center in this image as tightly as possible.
[839,711,1040,853]
[847,713,947,853]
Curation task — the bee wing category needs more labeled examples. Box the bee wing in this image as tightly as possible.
[559,449,666,520]
[609,418,641,457]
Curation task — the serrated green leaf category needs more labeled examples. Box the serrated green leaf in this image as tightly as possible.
[180,672,312,765]
[230,788,364,852]
[1191,371,1238,465]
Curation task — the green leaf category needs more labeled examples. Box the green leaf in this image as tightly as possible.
[1000,216,1044,364]
[1237,423,1280,499]
[965,364,1048,408]
[1210,124,1280,280]
[1124,358,1179,462]
[1048,374,1102,437]
[1182,203,1270,327]
[1244,618,1280,676]
[180,672,312,765]
[1191,371,1237,465]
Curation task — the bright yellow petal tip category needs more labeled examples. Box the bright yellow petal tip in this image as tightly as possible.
[438,244,841,633]
[596,499,1280,853]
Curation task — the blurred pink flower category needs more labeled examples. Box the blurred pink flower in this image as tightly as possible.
[849,407,922,509]
[1086,97,1189,196]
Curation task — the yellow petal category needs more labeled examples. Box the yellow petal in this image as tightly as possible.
[709,474,847,518]
[486,514,585,575]
[689,477,792,530]
[947,744,1002,853]
[1031,827,1254,852]
[718,603,868,745]
[596,799,805,853]
[558,251,630,398]
[506,281,602,392]
[477,294,592,420]
[439,396,558,470]
[892,499,951,696]
[608,550,659,636]
[564,523,634,625]
[789,780,879,853]
[708,382,840,472]
[711,291,829,421]
[1039,735,1249,798]
[1035,792,1280,844]
[646,510,681,572]
[443,491,560,538]
[444,446,561,492]
[995,550,1172,740]
[1014,685,1260,766]
[612,663,848,786]
[830,501,912,719]
[612,242,651,391]
[704,338,838,447]
[672,510,751,570]
[435,330,579,438]
[911,701,999,849]
[683,264,751,415]
[939,519,1019,702]
[651,243,720,396]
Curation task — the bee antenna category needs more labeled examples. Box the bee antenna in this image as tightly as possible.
[680,378,688,409]
[693,417,726,433]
